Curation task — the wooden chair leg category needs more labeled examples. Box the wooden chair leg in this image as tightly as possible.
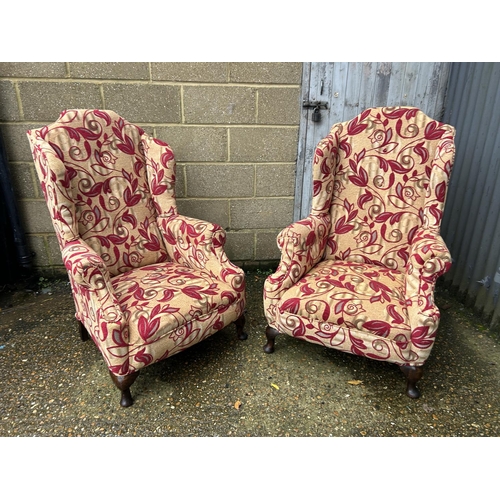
[400,365,424,399]
[79,321,90,341]
[264,325,280,354]
[234,314,248,340]
[109,371,140,408]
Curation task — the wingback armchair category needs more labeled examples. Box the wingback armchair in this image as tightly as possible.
[263,107,455,398]
[27,109,246,407]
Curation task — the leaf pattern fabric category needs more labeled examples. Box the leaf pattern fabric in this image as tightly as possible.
[27,109,246,377]
[264,107,455,366]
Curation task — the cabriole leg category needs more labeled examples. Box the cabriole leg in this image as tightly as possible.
[400,365,424,399]
[109,371,140,408]
[235,314,248,340]
[79,321,90,341]
[264,326,280,354]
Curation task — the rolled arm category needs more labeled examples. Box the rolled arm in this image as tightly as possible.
[62,239,124,324]
[407,229,452,283]
[158,214,245,292]
[264,214,331,301]
[405,229,452,359]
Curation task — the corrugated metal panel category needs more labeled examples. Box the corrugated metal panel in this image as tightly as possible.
[441,62,500,329]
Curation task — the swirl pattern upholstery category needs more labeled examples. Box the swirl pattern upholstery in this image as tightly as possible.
[263,107,455,398]
[27,109,246,407]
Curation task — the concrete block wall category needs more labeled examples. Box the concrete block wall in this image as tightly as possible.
[0,62,302,276]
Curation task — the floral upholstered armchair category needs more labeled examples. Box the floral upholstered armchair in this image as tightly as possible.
[263,107,455,398]
[27,109,247,407]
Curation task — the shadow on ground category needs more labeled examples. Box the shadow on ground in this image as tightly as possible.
[0,270,499,437]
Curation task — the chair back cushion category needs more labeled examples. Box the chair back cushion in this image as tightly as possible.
[312,107,455,271]
[27,109,171,275]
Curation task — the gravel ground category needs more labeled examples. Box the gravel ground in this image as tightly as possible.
[1,269,497,496]
[0,270,499,438]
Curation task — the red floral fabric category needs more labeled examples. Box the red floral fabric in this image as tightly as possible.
[264,107,455,366]
[27,109,245,377]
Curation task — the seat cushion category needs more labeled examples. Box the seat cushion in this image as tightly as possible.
[111,262,239,348]
[278,260,411,340]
